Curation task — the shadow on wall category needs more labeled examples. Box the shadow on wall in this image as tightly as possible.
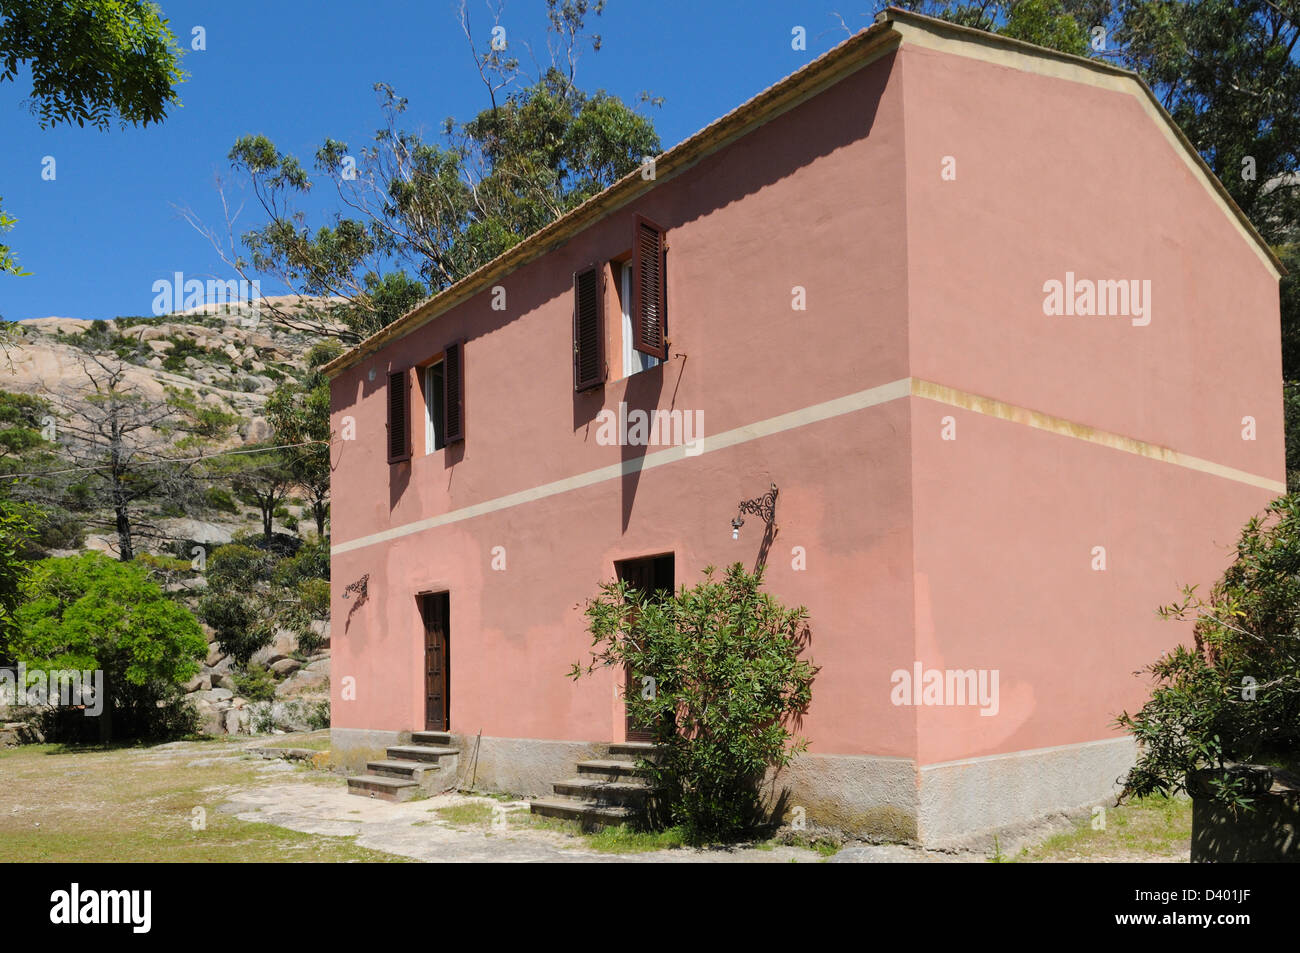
[329,53,894,510]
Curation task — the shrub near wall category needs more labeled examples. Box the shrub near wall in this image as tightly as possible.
[576,563,817,843]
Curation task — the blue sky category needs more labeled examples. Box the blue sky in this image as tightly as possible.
[0,0,882,322]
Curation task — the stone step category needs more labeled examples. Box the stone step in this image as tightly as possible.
[608,742,662,760]
[386,745,458,763]
[576,759,652,780]
[529,796,638,829]
[366,759,438,780]
[553,776,652,806]
[411,731,454,746]
[346,775,420,802]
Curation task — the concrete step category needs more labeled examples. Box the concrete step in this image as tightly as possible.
[608,742,662,760]
[366,759,438,780]
[346,775,420,802]
[576,759,652,781]
[553,776,652,806]
[386,745,458,763]
[529,796,637,828]
[411,731,454,746]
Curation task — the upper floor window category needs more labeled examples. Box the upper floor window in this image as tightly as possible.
[571,215,668,392]
[388,340,464,463]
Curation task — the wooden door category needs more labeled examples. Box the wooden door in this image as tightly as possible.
[421,593,449,732]
[615,555,673,742]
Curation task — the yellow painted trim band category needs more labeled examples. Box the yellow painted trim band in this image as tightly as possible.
[331,376,1281,556]
[912,378,1286,493]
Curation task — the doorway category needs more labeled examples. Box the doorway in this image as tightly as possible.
[420,592,450,732]
[615,553,674,742]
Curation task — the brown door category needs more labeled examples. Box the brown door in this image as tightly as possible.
[421,593,450,732]
[615,555,674,742]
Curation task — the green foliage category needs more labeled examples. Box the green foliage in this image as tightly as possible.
[203,486,238,513]
[10,552,207,739]
[0,500,36,651]
[0,199,28,275]
[1001,0,1089,53]
[198,543,276,663]
[161,334,225,372]
[1117,496,1300,808]
[264,366,331,537]
[198,539,328,664]
[232,662,277,702]
[0,0,185,274]
[891,0,1090,54]
[0,0,185,129]
[224,2,657,342]
[0,389,51,468]
[574,563,817,842]
[1115,0,1299,248]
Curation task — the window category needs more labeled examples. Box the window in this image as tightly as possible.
[424,361,445,453]
[620,262,660,378]
[631,215,668,361]
[573,265,605,391]
[387,370,410,463]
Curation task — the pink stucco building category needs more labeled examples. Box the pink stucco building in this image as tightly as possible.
[323,9,1285,844]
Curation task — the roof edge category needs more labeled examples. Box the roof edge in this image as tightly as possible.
[321,18,902,380]
[882,8,1285,278]
[324,7,1284,380]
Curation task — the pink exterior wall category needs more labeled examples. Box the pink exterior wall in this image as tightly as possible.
[330,52,921,758]
[328,28,1284,812]
[898,42,1283,766]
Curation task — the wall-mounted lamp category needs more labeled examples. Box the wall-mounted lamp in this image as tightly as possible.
[342,573,370,601]
[731,483,778,540]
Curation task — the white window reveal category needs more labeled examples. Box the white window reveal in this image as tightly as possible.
[622,262,659,378]
[424,360,445,453]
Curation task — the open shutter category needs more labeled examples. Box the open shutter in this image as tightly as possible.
[631,215,668,361]
[387,370,410,462]
[573,265,605,391]
[442,340,464,443]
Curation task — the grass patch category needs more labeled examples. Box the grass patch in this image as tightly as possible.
[432,802,497,827]
[582,824,686,853]
[1011,794,1191,862]
[0,741,407,863]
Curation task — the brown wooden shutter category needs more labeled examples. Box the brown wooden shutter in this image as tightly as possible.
[631,215,668,361]
[442,340,464,443]
[387,370,410,462]
[573,265,605,391]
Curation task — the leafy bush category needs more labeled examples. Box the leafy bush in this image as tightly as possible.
[575,563,817,842]
[11,553,207,741]
[203,487,238,513]
[232,663,277,702]
[307,699,330,731]
[1118,496,1300,810]
[0,502,37,654]
[198,540,328,664]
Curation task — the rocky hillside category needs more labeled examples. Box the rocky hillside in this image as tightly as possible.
[4,295,344,444]
[1,295,344,553]
[0,297,344,738]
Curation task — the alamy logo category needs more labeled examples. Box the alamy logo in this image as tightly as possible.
[595,402,703,455]
[50,883,151,933]
[0,664,103,715]
[151,271,261,323]
[1042,272,1151,327]
[890,662,999,716]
